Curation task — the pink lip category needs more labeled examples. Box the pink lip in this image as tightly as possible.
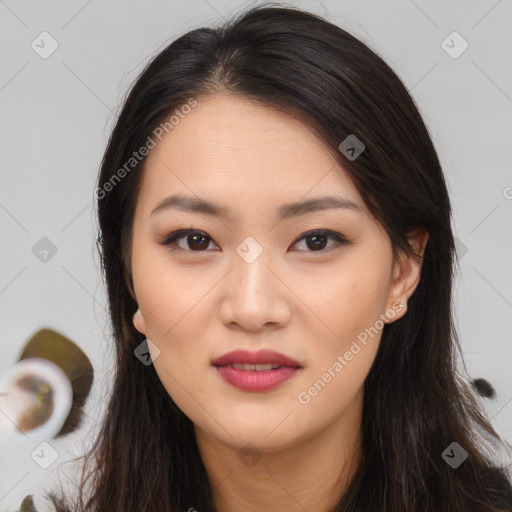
[211,349,302,368]
[212,349,303,392]
[214,366,301,392]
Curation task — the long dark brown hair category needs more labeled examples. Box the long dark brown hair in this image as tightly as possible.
[45,3,512,511]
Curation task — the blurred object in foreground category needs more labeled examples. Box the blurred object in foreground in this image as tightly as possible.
[0,328,94,442]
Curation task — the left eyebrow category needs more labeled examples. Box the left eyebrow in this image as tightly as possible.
[150,194,363,221]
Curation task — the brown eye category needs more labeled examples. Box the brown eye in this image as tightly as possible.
[162,230,216,252]
[291,230,349,253]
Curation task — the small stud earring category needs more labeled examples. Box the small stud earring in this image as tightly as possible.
[384,302,406,324]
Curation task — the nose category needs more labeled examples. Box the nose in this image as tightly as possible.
[219,246,291,332]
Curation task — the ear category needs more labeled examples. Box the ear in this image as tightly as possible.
[386,228,430,314]
[132,308,147,335]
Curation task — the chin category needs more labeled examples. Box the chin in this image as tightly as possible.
[213,422,300,452]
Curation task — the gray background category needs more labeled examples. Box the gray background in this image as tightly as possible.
[1,0,511,509]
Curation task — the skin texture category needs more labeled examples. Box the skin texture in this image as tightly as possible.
[131,93,429,511]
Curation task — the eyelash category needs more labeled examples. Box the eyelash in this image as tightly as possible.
[161,228,349,254]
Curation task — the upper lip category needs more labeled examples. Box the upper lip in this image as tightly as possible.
[212,349,302,368]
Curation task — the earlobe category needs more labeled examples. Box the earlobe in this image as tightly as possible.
[132,308,146,334]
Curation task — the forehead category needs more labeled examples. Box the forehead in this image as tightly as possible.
[148,93,336,165]
[137,94,367,220]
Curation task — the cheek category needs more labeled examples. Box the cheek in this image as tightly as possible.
[137,275,210,417]
[132,241,208,338]
[133,266,217,370]
[299,257,388,360]
[294,268,385,422]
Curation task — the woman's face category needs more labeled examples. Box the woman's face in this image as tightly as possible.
[130,93,424,453]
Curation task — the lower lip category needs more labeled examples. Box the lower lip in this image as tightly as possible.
[214,365,301,392]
